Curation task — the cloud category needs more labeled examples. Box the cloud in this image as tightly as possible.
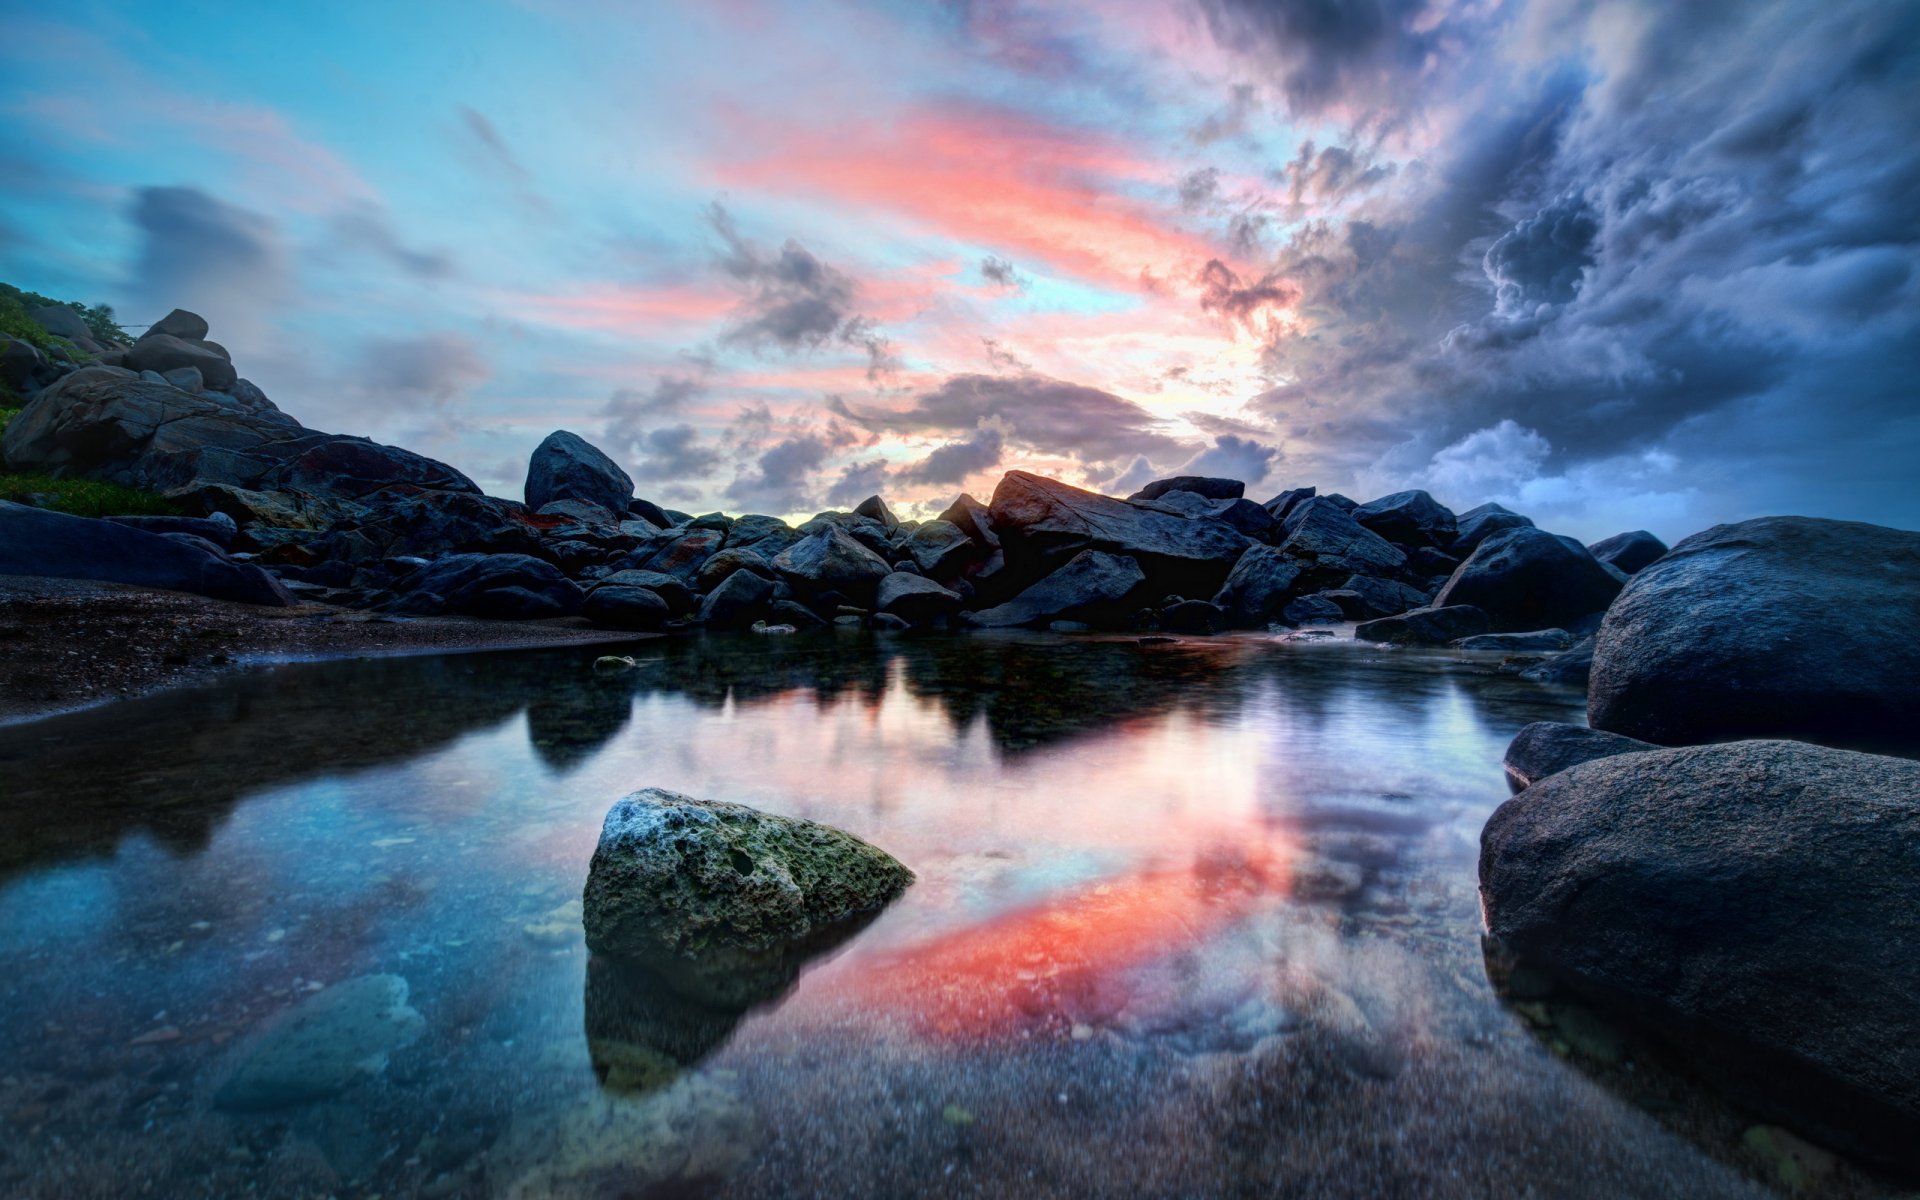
[1191,83,1259,145]
[726,432,833,514]
[980,255,1028,291]
[628,422,724,484]
[1197,259,1298,336]
[128,186,289,329]
[328,204,455,281]
[602,374,707,453]
[458,105,549,213]
[1176,433,1280,488]
[1177,167,1222,210]
[1481,193,1598,315]
[824,458,892,508]
[356,331,490,402]
[830,372,1186,466]
[708,203,895,378]
[894,419,1009,487]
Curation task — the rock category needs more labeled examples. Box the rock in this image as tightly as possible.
[583,787,913,965]
[536,498,621,528]
[525,430,634,516]
[1452,629,1574,653]
[1211,545,1308,628]
[766,600,827,629]
[1433,527,1624,632]
[724,514,800,557]
[991,471,1249,597]
[0,501,294,605]
[1282,594,1344,625]
[1448,502,1534,556]
[1260,486,1315,519]
[1589,517,1920,755]
[489,1073,751,1197]
[902,518,975,578]
[852,494,897,530]
[1159,598,1224,634]
[105,511,238,550]
[584,584,673,630]
[629,497,675,528]
[592,570,692,614]
[123,333,236,390]
[966,550,1147,628]
[1407,546,1461,577]
[143,308,210,341]
[697,569,774,629]
[388,553,583,619]
[1351,489,1456,548]
[875,572,962,623]
[1205,497,1278,539]
[161,366,204,393]
[1354,604,1491,646]
[695,547,774,593]
[619,528,724,585]
[868,611,911,631]
[1500,721,1658,790]
[213,974,424,1111]
[1,336,44,390]
[1276,498,1407,583]
[938,492,1000,549]
[1133,489,1216,519]
[1521,637,1596,688]
[1586,529,1669,575]
[1129,475,1245,502]
[1332,574,1428,619]
[28,304,92,341]
[770,527,892,601]
[688,512,733,533]
[1480,740,1920,1168]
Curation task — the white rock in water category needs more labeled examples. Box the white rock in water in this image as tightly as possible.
[212,973,424,1111]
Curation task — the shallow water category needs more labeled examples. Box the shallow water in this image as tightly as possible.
[0,631,1822,1197]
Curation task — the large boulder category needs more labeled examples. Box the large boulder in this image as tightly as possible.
[583,788,913,963]
[1480,740,1920,1168]
[525,430,633,516]
[143,308,211,341]
[876,572,962,623]
[1351,490,1456,548]
[28,304,93,341]
[852,494,897,531]
[1353,604,1490,646]
[1211,545,1307,628]
[619,528,725,586]
[1275,497,1407,584]
[990,471,1248,596]
[1204,497,1278,539]
[1588,516,1920,755]
[124,333,236,390]
[1586,529,1668,575]
[1260,486,1314,519]
[386,553,583,619]
[0,501,294,606]
[1449,502,1533,556]
[583,584,673,630]
[902,518,975,578]
[771,527,893,601]
[1433,527,1623,632]
[697,568,774,629]
[1499,721,1657,790]
[966,550,1146,628]
[1128,475,1244,502]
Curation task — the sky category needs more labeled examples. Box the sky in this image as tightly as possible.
[2,0,1916,540]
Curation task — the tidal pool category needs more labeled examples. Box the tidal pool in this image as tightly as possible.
[0,631,1841,1197]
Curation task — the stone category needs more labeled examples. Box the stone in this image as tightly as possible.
[852,494,897,530]
[966,550,1147,628]
[161,366,204,393]
[876,572,962,623]
[1500,721,1658,790]
[770,527,892,601]
[991,471,1249,597]
[525,430,634,516]
[629,497,675,528]
[724,513,800,556]
[584,585,673,630]
[938,492,1000,549]
[0,336,42,390]
[1211,545,1308,628]
[902,518,976,578]
[1282,594,1345,625]
[767,599,828,628]
[143,308,210,341]
[1589,517,1920,755]
[1480,740,1920,1168]
[1129,475,1246,502]
[1521,637,1596,688]
[695,547,775,593]
[868,611,912,631]
[1354,604,1491,646]
[213,974,424,1111]
[28,304,91,341]
[1205,497,1278,539]
[1260,486,1315,519]
[1276,497,1408,583]
[697,568,775,628]
[387,553,583,619]
[0,501,294,606]
[619,528,725,585]
[105,511,238,550]
[583,787,913,964]
[1586,529,1669,574]
[1452,629,1574,653]
[535,498,621,527]
[1159,598,1224,634]
[1333,574,1428,619]
[1449,502,1534,556]
[123,333,236,390]
[1433,526,1624,632]
[1351,489,1456,548]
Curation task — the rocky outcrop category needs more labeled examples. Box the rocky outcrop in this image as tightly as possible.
[384,552,583,619]
[1128,475,1244,502]
[524,430,634,516]
[0,501,293,606]
[124,334,236,390]
[876,572,962,623]
[1588,517,1920,756]
[1480,740,1920,1168]
[582,788,912,965]
[1433,527,1624,632]
[990,471,1249,597]
[1275,497,1407,585]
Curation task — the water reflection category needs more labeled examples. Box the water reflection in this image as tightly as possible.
[0,630,1824,1199]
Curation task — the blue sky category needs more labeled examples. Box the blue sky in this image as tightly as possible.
[3,0,1916,539]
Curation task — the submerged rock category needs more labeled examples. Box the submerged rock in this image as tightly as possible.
[1480,740,1920,1168]
[1353,604,1490,646]
[213,974,424,1111]
[583,788,912,973]
[1589,516,1920,756]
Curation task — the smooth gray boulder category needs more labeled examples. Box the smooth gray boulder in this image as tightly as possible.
[0,501,293,606]
[1334,574,1428,619]
[213,974,423,1111]
[619,528,724,585]
[124,333,236,390]
[967,549,1146,628]
[1481,740,1920,1168]
[583,788,913,964]
[1434,526,1624,632]
[1449,502,1534,555]
[1521,637,1596,688]
[695,547,774,593]
[1499,721,1657,790]
[1354,604,1490,646]
[143,308,210,341]
[1129,475,1244,502]
[1453,629,1574,653]
[1282,593,1344,625]
[1587,529,1668,574]
[584,584,673,630]
[1260,486,1314,519]
[525,430,634,516]
[1589,516,1920,756]
[852,494,898,531]
[28,304,92,341]
[1211,545,1307,628]
[902,518,975,577]
[990,471,1248,597]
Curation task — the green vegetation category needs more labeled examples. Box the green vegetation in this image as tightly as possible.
[0,282,133,355]
[0,472,187,518]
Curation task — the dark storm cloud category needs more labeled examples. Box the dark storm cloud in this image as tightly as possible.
[1197,259,1298,332]
[829,373,1186,465]
[1481,194,1597,314]
[356,331,490,401]
[893,421,1008,487]
[129,185,289,321]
